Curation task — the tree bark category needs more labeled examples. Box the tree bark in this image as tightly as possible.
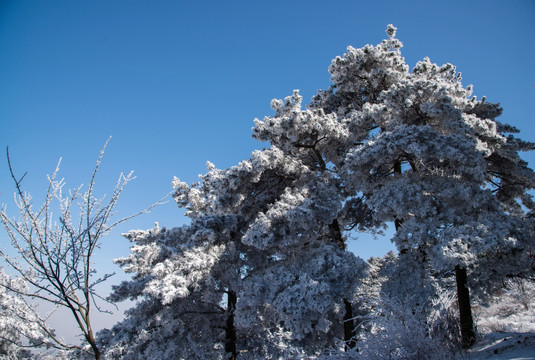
[343,299,357,351]
[455,265,476,348]
[329,220,357,351]
[87,334,101,360]
[329,219,346,250]
[225,290,238,360]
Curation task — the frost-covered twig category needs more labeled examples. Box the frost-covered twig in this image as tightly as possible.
[0,138,164,359]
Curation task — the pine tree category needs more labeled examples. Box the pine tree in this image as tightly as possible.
[309,25,535,347]
[102,147,366,358]
[100,25,535,357]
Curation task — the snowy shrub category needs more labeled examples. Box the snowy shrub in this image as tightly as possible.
[359,295,461,360]
[475,278,535,334]
[0,268,54,359]
[321,293,463,360]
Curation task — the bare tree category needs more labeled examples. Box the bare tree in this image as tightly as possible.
[0,138,161,359]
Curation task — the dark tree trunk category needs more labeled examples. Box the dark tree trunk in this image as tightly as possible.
[343,299,357,351]
[455,265,476,348]
[394,159,402,175]
[328,219,357,351]
[87,334,101,360]
[225,290,238,360]
[329,219,346,250]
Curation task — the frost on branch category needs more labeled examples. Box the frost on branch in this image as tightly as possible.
[0,138,167,359]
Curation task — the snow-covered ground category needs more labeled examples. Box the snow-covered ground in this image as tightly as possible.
[460,278,535,360]
[463,332,535,360]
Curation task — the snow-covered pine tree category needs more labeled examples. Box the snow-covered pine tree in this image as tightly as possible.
[100,25,535,358]
[101,145,366,358]
[309,24,535,348]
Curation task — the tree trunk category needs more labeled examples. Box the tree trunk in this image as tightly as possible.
[455,265,476,348]
[83,330,101,360]
[343,299,357,351]
[329,220,357,351]
[89,339,101,360]
[225,290,238,360]
[329,219,346,250]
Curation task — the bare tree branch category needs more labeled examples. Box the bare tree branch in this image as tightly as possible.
[0,138,165,359]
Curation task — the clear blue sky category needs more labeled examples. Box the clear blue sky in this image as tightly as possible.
[1,0,534,339]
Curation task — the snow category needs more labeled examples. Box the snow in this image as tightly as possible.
[462,332,535,360]
[462,278,535,360]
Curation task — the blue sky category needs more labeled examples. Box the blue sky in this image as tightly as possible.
[1,0,534,339]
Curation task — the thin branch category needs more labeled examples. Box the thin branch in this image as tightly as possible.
[1,139,160,359]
